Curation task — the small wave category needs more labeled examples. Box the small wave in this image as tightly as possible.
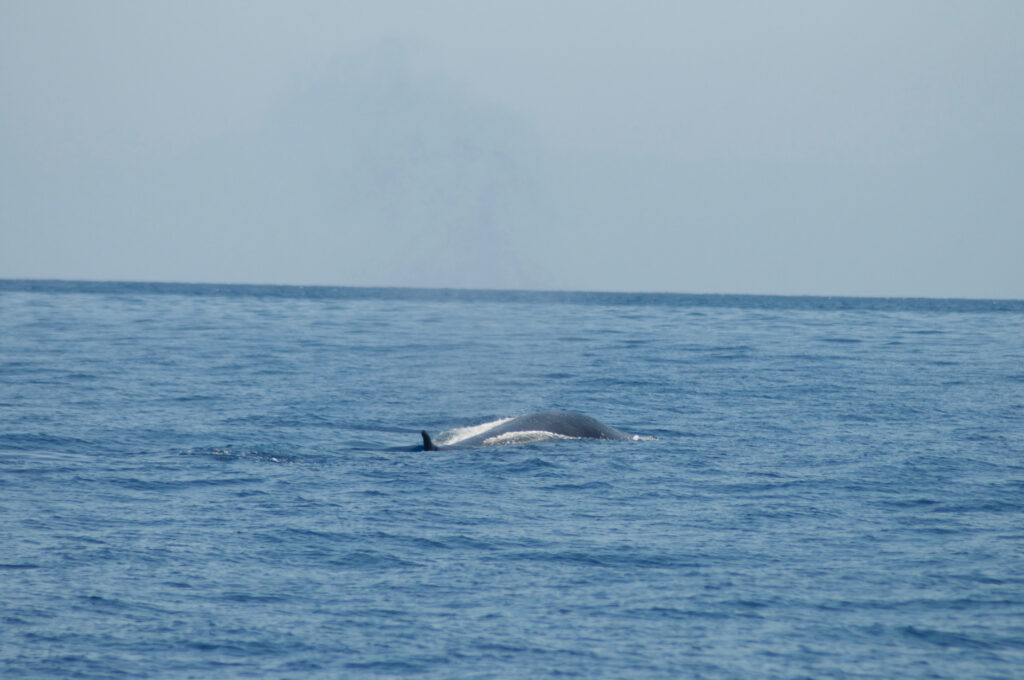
[370,531,448,551]
[623,606,731,621]
[344,659,436,674]
[542,480,612,492]
[880,497,940,509]
[0,432,102,454]
[219,592,289,604]
[499,457,560,473]
[500,548,699,570]
[112,475,262,491]
[326,550,421,570]
[900,625,1009,650]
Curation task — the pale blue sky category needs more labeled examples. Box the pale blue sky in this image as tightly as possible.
[2,1,1022,298]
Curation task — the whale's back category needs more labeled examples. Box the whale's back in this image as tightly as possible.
[420,411,629,450]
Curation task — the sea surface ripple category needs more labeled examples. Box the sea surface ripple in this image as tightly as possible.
[2,281,1023,678]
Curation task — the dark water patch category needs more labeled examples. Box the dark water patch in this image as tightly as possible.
[783,351,848,363]
[343,658,439,674]
[880,497,941,509]
[218,591,290,604]
[677,343,756,357]
[440,534,503,551]
[110,474,263,492]
[182,636,316,659]
[72,594,168,614]
[233,488,271,498]
[928,500,1023,514]
[541,480,613,492]
[370,530,450,551]
[167,393,218,403]
[326,550,421,570]
[161,580,194,590]
[499,548,701,570]
[713,478,823,494]
[898,625,1019,651]
[279,527,361,543]
[496,456,561,473]
[838,412,879,423]
[623,605,732,621]
[0,432,105,454]
[469,640,532,655]
[945,572,1024,587]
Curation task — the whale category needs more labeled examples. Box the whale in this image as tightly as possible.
[420,411,630,451]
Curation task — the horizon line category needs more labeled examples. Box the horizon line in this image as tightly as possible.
[2,277,1022,305]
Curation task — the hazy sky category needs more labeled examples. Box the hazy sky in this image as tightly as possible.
[2,1,1022,298]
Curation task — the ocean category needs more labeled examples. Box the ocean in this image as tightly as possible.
[2,280,1023,678]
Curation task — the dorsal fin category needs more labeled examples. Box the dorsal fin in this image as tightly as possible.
[421,430,438,451]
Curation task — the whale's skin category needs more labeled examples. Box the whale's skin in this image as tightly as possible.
[420,411,629,451]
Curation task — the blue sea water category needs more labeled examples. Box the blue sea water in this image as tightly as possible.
[2,280,1023,679]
